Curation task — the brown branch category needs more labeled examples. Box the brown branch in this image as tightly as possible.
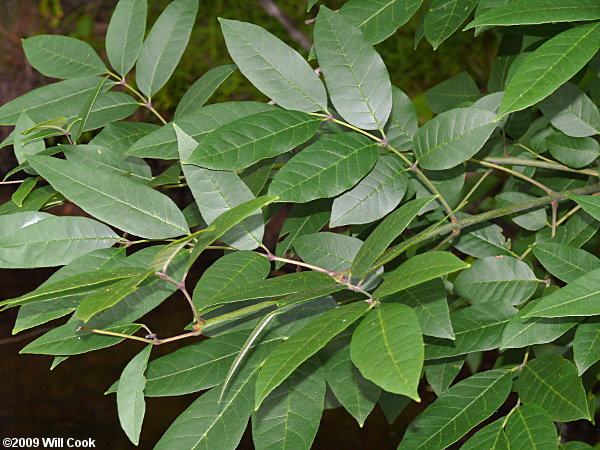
[259,0,312,51]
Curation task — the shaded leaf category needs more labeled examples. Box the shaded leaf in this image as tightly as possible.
[546,133,599,169]
[424,356,464,396]
[570,195,600,221]
[573,317,600,375]
[424,0,478,50]
[533,242,600,283]
[505,405,558,450]
[461,418,509,450]
[385,86,419,151]
[424,72,481,114]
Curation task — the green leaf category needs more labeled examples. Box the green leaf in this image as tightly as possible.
[424,72,481,114]
[90,122,159,152]
[136,0,198,97]
[154,346,267,450]
[424,356,464,396]
[330,155,408,226]
[517,355,590,421]
[255,302,371,409]
[13,248,125,333]
[106,0,147,77]
[193,251,270,312]
[206,271,335,312]
[275,199,331,264]
[425,304,516,359]
[374,252,468,298]
[505,405,558,450]
[384,86,419,151]
[75,92,138,132]
[466,0,600,29]
[175,64,237,118]
[252,358,325,450]
[114,332,282,397]
[461,418,509,450]
[499,22,600,117]
[63,145,152,184]
[351,303,423,400]
[397,370,512,449]
[27,155,189,239]
[128,101,274,159]
[454,256,538,306]
[546,133,599,169]
[379,391,410,424]
[525,268,600,318]
[14,112,45,173]
[186,110,321,170]
[500,301,581,349]
[340,0,424,44]
[175,126,264,250]
[560,443,595,450]
[538,211,597,249]
[22,35,107,79]
[219,18,327,112]
[0,77,105,125]
[496,191,547,231]
[539,82,600,138]
[75,271,151,322]
[352,196,437,277]
[70,77,108,142]
[186,196,277,271]
[424,0,478,50]
[117,345,152,445]
[2,266,148,308]
[240,157,275,196]
[294,232,363,272]
[414,107,498,170]
[452,220,512,258]
[315,7,392,130]
[0,215,119,269]
[268,133,379,203]
[20,323,142,355]
[574,317,600,375]
[533,242,600,283]
[570,195,600,221]
[321,331,380,426]
[391,278,454,339]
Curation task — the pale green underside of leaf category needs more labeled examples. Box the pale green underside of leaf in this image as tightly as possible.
[570,195,600,222]
[315,7,392,130]
[136,0,198,97]
[106,0,147,77]
[220,18,327,112]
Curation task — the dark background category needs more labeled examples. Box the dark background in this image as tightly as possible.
[1,1,594,449]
